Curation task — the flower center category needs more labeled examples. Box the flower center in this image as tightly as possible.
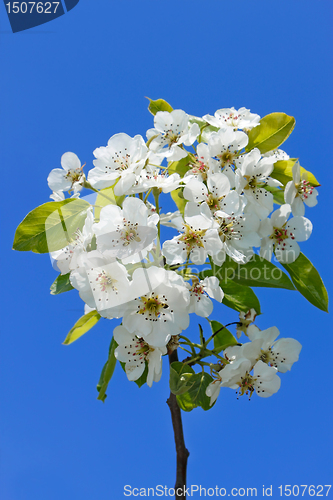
[238,372,255,398]
[207,193,222,211]
[217,217,239,242]
[260,351,271,364]
[270,227,289,244]
[226,112,240,127]
[112,151,131,171]
[164,129,180,146]
[189,156,209,180]
[119,221,141,246]
[179,224,206,250]
[218,150,236,166]
[243,175,258,190]
[138,293,169,319]
[65,168,83,185]
[296,180,314,200]
[96,270,118,293]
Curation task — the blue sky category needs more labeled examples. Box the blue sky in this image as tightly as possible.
[1,1,332,499]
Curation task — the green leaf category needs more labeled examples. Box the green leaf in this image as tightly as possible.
[176,372,214,412]
[188,115,207,129]
[246,112,295,154]
[221,281,261,314]
[97,337,117,402]
[146,97,173,115]
[169,362,195,395]
[63,310,101,345]
[50,273,74,295]
[209,320,238,353]
[202,255,294,291]
[187,115,218,143]
[227,255,294,290]
[271,159,320,187]
[13,199,91,253]
[94,185,125,222]
[198,124,219,143]
[282,253,328,312]
[168,155,192,178]
[170,188,187,215]
[264,185,285,205]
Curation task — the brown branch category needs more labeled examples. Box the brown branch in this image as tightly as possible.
[167,350,190,500]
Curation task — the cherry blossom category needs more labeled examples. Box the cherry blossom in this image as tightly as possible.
[260,204,312,264]
[146,110,200,161]
[114,325,166,387]
[187,276,224,317]
[88,133,148,195]
[284,160,318,216]
[93,197,159,264]
[47,152,85,195]
[203,107,260,131]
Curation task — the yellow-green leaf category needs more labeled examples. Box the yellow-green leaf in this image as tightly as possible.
[246,112,295,154]
[63,310,101,345]
[168,155,192,177]
[271,159,320,187]
[94,184,125,222]
[170,188,186,216]
[13,199,91,253]
[146,97,173,116]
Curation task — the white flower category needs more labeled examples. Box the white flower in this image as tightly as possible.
[88,133,148,194]
[203,107,260,131]
[212,210,260,265]
[183,171,247,217]
[120,267,190,347]
[93,197,159,264]
[206,376,223,405]
[131,170,182,194]
[162,202,222,265]
[284,161,318,216]
[50,191,65,201]
[147,110,200,161]
[220,357,281,398]
[260,204,312,264]
[51,208,94,275]
[236,308,257,338]
[262,149,290,161]
[247,325,302,373]
[235,148,280,219]
[47,152,84,194]
[184,143,219,182]
[208,128,249,186]
[114,325,166,387]
[188,276,223,317]
[69,250,131,317]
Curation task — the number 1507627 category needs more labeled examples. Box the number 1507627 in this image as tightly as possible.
[5,2,60,14]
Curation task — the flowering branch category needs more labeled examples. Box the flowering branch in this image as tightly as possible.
[12,98,328,494]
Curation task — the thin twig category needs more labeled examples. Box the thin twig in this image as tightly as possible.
[167,350,190,499]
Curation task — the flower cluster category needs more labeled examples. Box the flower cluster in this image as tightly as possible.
[206,312,302,405]
[43,102,321,401]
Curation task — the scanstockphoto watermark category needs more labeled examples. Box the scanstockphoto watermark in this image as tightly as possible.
[124,484,332,497]
[124,485,260,497]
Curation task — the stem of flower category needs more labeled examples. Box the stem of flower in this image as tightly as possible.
[205,321,241,345]
[167,350,190,500]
